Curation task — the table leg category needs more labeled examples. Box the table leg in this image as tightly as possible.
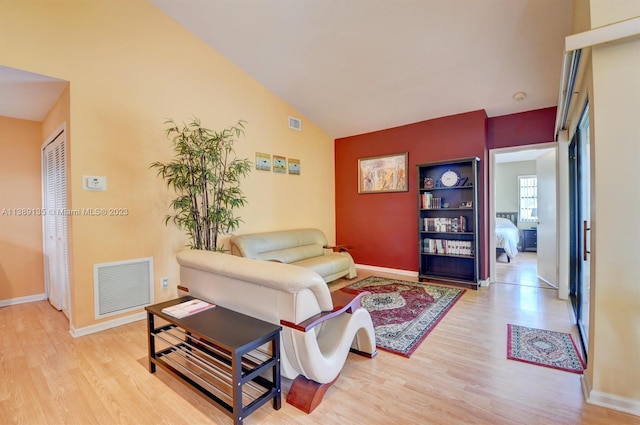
[147,312,156,373]
[232,350,243,425]
[273,333,281,410]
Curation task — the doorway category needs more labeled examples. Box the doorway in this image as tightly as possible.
[489,143,558,289]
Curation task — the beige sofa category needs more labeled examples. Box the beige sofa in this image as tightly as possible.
[229,228,357,283]
[176,249,376,413]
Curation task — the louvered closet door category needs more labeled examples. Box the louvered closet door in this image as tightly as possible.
[42,130,70,317]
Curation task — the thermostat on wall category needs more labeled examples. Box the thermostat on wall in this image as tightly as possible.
[83,175,107,191]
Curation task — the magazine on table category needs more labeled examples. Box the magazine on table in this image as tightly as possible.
[162,299,215,319]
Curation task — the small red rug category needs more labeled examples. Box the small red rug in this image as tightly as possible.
[346,276,465,357]
[507,324,585,374]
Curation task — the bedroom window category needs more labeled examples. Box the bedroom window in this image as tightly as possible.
[519,175,537,223]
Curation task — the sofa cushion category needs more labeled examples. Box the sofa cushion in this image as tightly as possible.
[254,244,325,263]
[293,253,351,279]
[231,228,328,260]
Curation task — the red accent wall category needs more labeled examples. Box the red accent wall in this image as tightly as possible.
[335,110,488,275]
[488,107,557,148]
[335,106,557,279]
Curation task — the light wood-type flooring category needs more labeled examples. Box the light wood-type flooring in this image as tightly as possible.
[1,268,638,425]
[495,251,556,288]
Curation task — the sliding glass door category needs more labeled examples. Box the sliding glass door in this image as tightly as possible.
[569,103,590,359]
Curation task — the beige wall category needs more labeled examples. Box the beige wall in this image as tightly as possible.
[568,0,640,408]
[0,0,335,329]
[0,117,45,301]
[590,0,640,27]
[590,38,640,402]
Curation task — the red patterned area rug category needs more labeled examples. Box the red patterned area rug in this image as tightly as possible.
[507,324,585,374]
[346,276,465,358]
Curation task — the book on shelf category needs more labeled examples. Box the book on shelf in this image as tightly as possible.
[162,299,215,319]
[421,192,433,209]
[422,238,472,255]
[421,192,444,209]
[423,216,467,233]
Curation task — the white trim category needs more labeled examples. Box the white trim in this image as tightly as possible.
[0,293,47,307]
[556,138,570,300]
[70,311,146,338]
[41,122,66,150]
[478,278,491,287]
[489,142,566,298]
[566,16,640,52]
[355,263,417,277]
[584,387,640,417]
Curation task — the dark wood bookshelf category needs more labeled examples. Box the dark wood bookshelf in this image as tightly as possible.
[417,157,480,289]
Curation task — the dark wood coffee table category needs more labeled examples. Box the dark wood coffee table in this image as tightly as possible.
[146,296,282,425]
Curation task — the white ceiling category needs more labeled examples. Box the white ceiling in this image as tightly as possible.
[0,66,68,122]
[1,0,574,138]
[150,0,574,138]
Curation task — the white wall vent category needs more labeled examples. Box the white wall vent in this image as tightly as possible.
[94,257,154,319]
[289,116,302,131]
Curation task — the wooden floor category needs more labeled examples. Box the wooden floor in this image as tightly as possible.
[1,269,639,425]
[495,251,556,288]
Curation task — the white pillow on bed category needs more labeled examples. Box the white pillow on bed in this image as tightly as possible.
[496,217,517,229]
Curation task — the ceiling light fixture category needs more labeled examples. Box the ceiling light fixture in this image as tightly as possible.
[513,91,527,101]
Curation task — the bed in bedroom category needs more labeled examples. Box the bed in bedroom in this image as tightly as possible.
[496,212,520,263]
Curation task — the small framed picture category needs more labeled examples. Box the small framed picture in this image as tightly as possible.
[460,201,473,208]
[288,158,300,175]
[273,155,286,173]
[255,152,271,171]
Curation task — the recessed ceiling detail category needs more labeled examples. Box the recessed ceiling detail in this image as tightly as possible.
[0,65,68,122]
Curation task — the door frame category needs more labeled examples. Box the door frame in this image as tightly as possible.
[489,142,569,299]
[41,122,72,320]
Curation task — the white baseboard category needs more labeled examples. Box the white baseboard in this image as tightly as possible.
[356,265,490,287]
[70,311,146,338]
[0,293,46,307]
[355,263,417,277]
[582,376,640,417]
[478,278,491,287]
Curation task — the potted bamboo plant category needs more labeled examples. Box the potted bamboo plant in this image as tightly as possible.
[151,118,252,251]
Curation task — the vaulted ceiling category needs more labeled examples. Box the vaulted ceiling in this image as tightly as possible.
[151,0,574,138]
[2,1,574,140]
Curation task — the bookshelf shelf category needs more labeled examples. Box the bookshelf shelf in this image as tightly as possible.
[419,208,473,212]
[420,231,475,235]
[421,252,475,259]
[419,186,473,191]
[417,157,480,289]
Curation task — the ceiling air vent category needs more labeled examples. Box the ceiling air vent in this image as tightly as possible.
[289,116,302,131]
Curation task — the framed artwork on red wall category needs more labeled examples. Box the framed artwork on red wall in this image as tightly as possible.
[358,152,408,194]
